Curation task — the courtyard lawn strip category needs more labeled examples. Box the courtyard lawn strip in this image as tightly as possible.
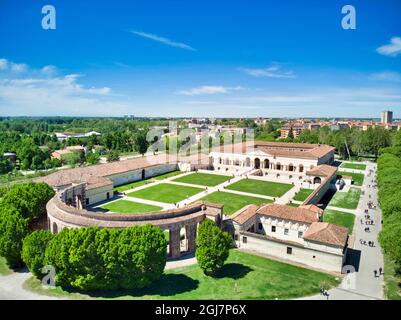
[100,200,163,214]
[226,179,293,198]
[337,171,365,186]
[24,250,339,300]
[172,172,232,187]
[329,188,361,210]
[340,163,366,171]
[293,188,314,202]
[323,209,355,233]
[198,191,271,215]
[127,183,204,204]
[114,171,183,192]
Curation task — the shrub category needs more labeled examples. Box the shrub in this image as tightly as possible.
[22,230,54,278]
[0,207,29,268]
[195,219,232,276]
[45,225,167,290]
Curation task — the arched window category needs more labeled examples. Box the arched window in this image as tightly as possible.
[313,177,322,184]
[264,159,270,169]
[299,164,304,173]
[52,222,58,234]
[276,163,281,170]
[245,157,251,167]
[288,164,294,172]
[254,158,261,169]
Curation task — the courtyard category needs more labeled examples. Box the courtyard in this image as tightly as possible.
[328,187,362,210]
[100,199,163,214]
[225,179,293,198]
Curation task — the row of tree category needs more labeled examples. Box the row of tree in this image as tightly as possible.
[0,182,55,267]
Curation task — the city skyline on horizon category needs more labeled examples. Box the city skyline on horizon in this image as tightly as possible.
[0,0,400,118]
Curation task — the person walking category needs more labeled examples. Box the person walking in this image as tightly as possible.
[379,267,383,275]
[374,270,377,277]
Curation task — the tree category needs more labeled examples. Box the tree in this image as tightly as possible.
[134,131,149,155]
[106,150,120,162]
[22,230,53,278]
[85,151,100,165]
[0,155,13,174]
[0,182,55,221]
[0,207,29,268]
[195,219,232,276]
[63,152,82,167]
[45,225,167,290]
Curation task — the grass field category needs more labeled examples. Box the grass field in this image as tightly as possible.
[329,188,361,210]
[114,171,183,192]
[24,250,339,300]
[293,188,314,202]
[226,179,293,198]
[340,162,366,171]
[0,256,12,276]
[323,209,355,233]
[100,200,163,214]
[337,171,365,186]
[199,191,271,215]
[287,202,300,207]
[128,183,204,204]
[172,172,231,186]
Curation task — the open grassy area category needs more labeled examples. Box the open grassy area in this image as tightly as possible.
[0,256,12,276]
[226,179,293,198]
[293,188,314,202]
[199,191,271,215]
[24,250,339,300]
[173,172,232,186]
[337,171,365,186]
[383,254,401,300]
[287,202,300,207]
[100,200,163,214]
[329,188,361,210]
[114,171,183,192]
[128,183,204,204]
[340,162,366,171]
[323,209,355,233]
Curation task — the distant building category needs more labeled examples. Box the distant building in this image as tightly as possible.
[280,125,303,139]
[51,146,86,160]
[381,111,393,124]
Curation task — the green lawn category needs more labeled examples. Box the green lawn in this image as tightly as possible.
[329,188,361,210]
[323,209,355,233]
[153,171,183,180]
[127,183,204,204]
[287,202,300,207]
[114,171,183,192]
[199,191,271,215]
[293,189,314,202]
[24,250,339,300]
[173,172,232,186]
[226,179,293,198]
[0,256,12,276]
[337,171,365,186]
[100,200,163,214]
[340,162,366,171]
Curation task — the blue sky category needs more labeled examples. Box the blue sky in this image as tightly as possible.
[0,0,400,118]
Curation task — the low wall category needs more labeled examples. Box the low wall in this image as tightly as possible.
[237,232,344,273]
[303,171,337,206]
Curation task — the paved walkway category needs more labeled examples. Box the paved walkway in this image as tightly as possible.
[299,161,384,300]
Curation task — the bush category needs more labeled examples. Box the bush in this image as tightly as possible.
[45,225,167,290]
[22,230,54,278]
[195,219,232,276]
[0,182,55,221]
[0,207,29,268]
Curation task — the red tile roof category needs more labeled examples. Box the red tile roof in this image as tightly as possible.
[304,222,348,247]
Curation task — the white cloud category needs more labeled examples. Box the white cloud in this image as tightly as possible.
[377,37,401,57]
[129,30,196,51]
[239,63,296,79]
[369,71,401,82]
[0,58,129,116]
[0,59,8,70]
[176,85,244,96]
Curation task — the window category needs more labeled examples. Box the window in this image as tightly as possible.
[287,247,293,255]
[242,236,247,244]
[271,226,276,233]
[284,228,289,235]
[86,198,89,205]
[234,234,239,241]
[298,231,303,238]
[258,223,263,230]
